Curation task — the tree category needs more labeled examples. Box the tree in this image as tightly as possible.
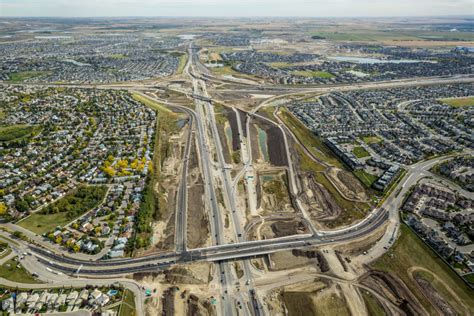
[117,159,128,170]
[130,158,139,170]
[73,244,80,253]
[15,199,29,212]
[103,166,116,178]
[0,203,7,216]
[12,231,24,239]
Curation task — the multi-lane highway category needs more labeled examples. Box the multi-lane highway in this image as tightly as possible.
[2,41,472,316]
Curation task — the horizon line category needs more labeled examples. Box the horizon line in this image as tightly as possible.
[1,14,473,19]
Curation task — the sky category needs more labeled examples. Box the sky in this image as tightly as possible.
[1,0,473,17]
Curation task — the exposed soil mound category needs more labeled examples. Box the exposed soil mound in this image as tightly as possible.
[415,277,457,316]
[187,294,214,316]
[361,270,425,315]
[187,173,209,249]
[335,169,368,201]
[302,173,342,220]
[132,272,160,281]
[226,110,240,151]
[162,287,176,315]
[164,267,205,284]
[271,220,308,237]
[292,249,330,272]
[266,126,288,166]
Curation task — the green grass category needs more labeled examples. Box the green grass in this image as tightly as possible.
[278,108,343,168]
[296,144,369,224]
[268,62,292,68]
[353,169,378,188]
[7,71,49,83]
[361,291,386,316]
[440,97,474,108]
[0,124,41,143]
[283,291,350,316]
[132,93,181,250]
[132,93,172,113]
[352,146,370,158]
[0,248,11,259]
[118,289,136,316]
[291,70,334,78]
[372,224,474,315]
[464,273,474,284]
[0,259,42,284]
[176,53,188,74]
[308,30,474,42]
[109,54,127,59]
[212,66,238,75]
[361,135,382,145]
[279,109,370,227]
[18,212,76,235]
[263,177,288,205]
[18,186,107,235]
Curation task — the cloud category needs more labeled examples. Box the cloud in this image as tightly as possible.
[1,0,472,17]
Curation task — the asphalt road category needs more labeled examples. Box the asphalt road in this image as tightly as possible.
[2,41,472,316]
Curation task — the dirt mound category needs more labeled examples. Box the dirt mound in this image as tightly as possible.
[415,277,457,316]
[226,110,240,151]
[253,116,287,166]
[187,173,209,249]
[216,122,232,164]
[361,270,426,315]
[132,271,160,281]
[266,126,288,166]
[164,267,205,284]
[187,294,215,316]
[162,287,176,315]
[334,169,368,201]
[271,220,308,237]
[302,173,342,220]
[292,249,330,273]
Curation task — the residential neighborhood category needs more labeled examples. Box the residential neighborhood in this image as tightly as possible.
[403,182,474,279]
[0,85,156,256]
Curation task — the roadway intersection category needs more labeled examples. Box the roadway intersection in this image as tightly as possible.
[1,41,473,315]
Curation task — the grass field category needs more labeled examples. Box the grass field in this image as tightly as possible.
[109,54,128,59]
[132,93,182,249]
[211,65,260,82]
[353,169,378,188]
[283,291,350,316]
[278,108,343,168]
[440,96,474,108]
[212,65,238,75]
[176,53,188,74]
[132,93,172,113]
[309,30,474,42]
[0,124,41,143]
[0,259,42,284]
[18,186,107,235]
[279,108,370,226]
[267,62,292,68]
[296,143,369,225]
[361,291,386,316]
[119,289,136,316]
[18,212,76,235]
[7,71,49,83]
[291,70,334,78]
[0,248,11,260]
[372,224,474,314]
[352,146,370,158]
[361,135,382,145]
